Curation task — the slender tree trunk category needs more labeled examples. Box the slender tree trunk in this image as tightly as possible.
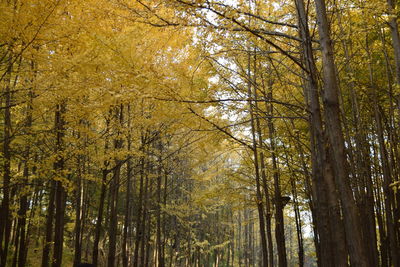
[122,151,132,267]
[295,130,322,267]
[144,193,152,267]
[41,180,55,267]
[15,80,34,267]
[366,33,399,267]
[133,155,145,267]
[92,167,108,267]
[238,211,242,267]
[108,105,124,267]
[73,156,84,267]
[266,87,287,267]
[0,59,12,267]
[386,1,400,261]
[107,159,122,267]
[162,169,168,266]
[93,130,110,267]
[52,103,67,267]
[369,66,400,267]
[140,170,149,267]
[246,47,268,267]
[339,16,379,265]
[122,104,132,267]
[254,56,274,267]
[157,140,165,267]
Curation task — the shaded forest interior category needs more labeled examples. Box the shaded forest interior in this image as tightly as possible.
[1,0,400,266]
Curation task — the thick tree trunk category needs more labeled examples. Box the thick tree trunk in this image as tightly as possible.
[295,1,348,265]
[313,0,371,265]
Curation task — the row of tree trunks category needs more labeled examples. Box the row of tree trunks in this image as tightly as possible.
[40,103,67,267]
[386,1,400,266]
[338,7,379,264]
[10,60,35,267]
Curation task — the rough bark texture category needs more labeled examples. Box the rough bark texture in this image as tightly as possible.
[313,0,371,265]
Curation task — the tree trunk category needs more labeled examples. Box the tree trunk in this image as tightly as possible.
[108,104,124,267]
[133,155,145,267]
[246,48,268,267]
[122,153,132,267]
[41,181,56,267]
[92,167,108,267]
[93,131,110,267]
[313,0,370,265]
[140,169,149,267]
[266,88,287,267]
[73,156,84,267]
[254,55,274,267]
[52,103,67,267]
[0,59,12,267]
[295,1,348,265]
[157,140,165,267]
[17,78,34,267]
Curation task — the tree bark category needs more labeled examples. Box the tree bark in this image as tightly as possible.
[52,103,67,267]
[266,88,287,267]
[246,47,269,267]
[313,0,371,265]
[156,140,165,267]
[73,156,84,267]
[41,181,55,267]
[295,1,348,265]
[0,58,12,267]
[254,55,274,267]
[107,104,124,267]
[133,155,145,267]
[92,167,108,267]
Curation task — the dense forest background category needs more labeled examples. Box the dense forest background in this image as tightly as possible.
[1,0,400,266]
